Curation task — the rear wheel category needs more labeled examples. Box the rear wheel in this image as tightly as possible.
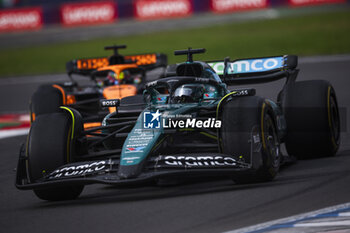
[220,96,280,184]
[27,111,83,201]
[283,80,340,159]
[30,84,66,122]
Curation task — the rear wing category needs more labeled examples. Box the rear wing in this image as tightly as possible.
[207,55,298,85]
[66,53,168,76]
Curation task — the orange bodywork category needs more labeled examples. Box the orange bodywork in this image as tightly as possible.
[31,112,35,122]
[84,122,102,130]
[103,85,137,113]
[31,62,142,131]
[52,84,66,105]
[66,94,76,105]
[97,64,138,74]
[99,64,139,113]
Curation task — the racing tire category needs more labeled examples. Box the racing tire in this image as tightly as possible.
[30,84,65,122]
[27,112,84,201]
[283,80,340,159]
[220,96,280,184]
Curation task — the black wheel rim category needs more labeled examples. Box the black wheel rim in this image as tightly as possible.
[264,115,280,168]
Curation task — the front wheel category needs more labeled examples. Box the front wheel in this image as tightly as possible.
[27,111,84,201]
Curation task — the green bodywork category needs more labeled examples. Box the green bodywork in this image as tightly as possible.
[120,101,222,166]
[110,61,235,166]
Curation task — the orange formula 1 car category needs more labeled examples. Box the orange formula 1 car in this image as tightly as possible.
[30,45,167,127]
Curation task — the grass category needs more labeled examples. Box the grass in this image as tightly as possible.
[0,10,350,77]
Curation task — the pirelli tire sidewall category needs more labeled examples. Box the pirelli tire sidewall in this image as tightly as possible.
[220,96,280,183]
[26,112,83,201]
[283,80,340,159]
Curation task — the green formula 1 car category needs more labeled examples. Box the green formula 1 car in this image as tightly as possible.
[16,48,340,201]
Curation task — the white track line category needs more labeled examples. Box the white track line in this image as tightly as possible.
[0,128,29,139]
[224,202,350,233]
[294,220,350,227]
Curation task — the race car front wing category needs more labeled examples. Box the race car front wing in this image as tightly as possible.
[16,153,252,190]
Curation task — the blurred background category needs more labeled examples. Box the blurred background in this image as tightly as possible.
[0,0,349,77]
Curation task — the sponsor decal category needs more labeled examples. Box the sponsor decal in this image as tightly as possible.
[49,161,106,179]
[126,146,146,152]
[0,7,43,32]
[143,110,221,129]
[289,0,345,6]
[157,96,167,102]
[100,99,120,108]
[211,0,267,13]
[229,89,256,97]
[125,54,157,65]
[122,157,141,160]
[209,57,284,75]
[122,128,156,163]
[164,155,236,166]
[194,77,210,83]
[143,110,162,129]
[156,95,168,104]
[76,57,110,70]
[74,53,160,71]
[163,118,221,129]
[203,92,216,99]
[134,0,193,20]
[230,90,249,96]
[122,156,142,164]
[208,62,226,75]
[61,1,117,26]
[124,129,154,156]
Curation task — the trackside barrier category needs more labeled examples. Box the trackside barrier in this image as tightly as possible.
[288,0,346,6]
[60,1,117,27]
[210,0,268,13]
[0,7,43,32]
[0,0,348,32]
[134,0,193,20]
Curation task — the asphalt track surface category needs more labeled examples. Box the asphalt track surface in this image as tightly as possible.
[0,56,350,233]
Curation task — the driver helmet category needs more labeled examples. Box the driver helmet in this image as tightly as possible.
[106,71,118,85]
[119,70,133,84]
[173,84,205,103]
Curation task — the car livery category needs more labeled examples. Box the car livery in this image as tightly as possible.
[16,48,340,201]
